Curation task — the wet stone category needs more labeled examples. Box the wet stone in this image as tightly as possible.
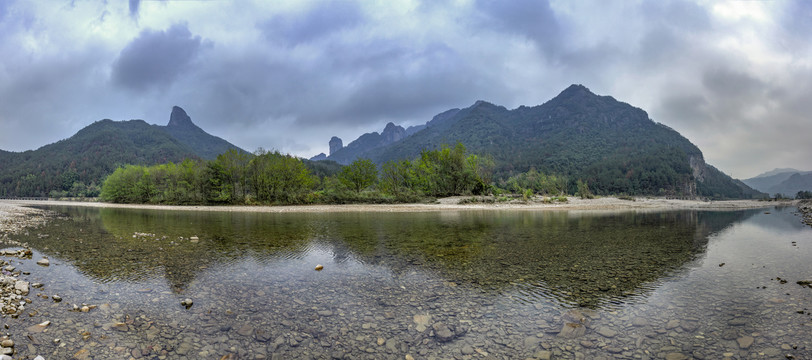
[237,324,254,337]
[432,322,455,342]
[558,323,586,338]
[597,326,617,338]
[737,335,754,349]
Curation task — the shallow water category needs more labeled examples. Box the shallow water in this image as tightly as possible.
[2,205,811,359]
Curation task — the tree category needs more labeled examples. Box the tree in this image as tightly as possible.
[338,159,378,193]
[577,179,594,199]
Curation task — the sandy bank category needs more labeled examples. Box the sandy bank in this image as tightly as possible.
[1,197,792,214]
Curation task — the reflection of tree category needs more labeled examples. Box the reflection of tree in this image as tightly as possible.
[332,209,761,309]
[23,205,760,310]
[22,206,315,292]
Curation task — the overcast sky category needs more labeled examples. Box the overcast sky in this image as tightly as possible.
[1,0,810,178]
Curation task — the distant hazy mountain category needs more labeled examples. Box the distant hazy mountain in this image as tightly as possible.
[0,107,244,197]
[317,122,409,165]
[314,84,762,199]
[743,169,812,195]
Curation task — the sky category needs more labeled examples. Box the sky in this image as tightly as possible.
[1,0,810,179]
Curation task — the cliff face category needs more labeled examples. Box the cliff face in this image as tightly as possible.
[329,137,343,156]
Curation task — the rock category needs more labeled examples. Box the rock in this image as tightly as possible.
[80,306,89,312]
[632,317,648,327]
[728,318,747,326]
[34,356,44,360]
[36,258,49,266]
[664,353,688,360]
[254,328,272,342]
[523,335,540,349]
[237,324,254,337]
[26,321,50,333]
[737,335,754,349]
[31,282,43,288]
[181,298,193,309]
[558,322,586,338]
[665,319,680,330]
[112,322,128,332]
[74,348,90,360]
[432,322,455,342]
[461,345,474,355]
[1,339,13,347]
[413,314,430,332]
[189,236,199,243]
[0,355,11,360]
[534,350,553,360]
[317,310,333,316]
[0,349,9,356]
[405,355,415,360]
[315,264,324,271]
[14,280,29,295]
[597,326,618,338]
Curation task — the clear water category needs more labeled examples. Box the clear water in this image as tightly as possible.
[3,205,811,359]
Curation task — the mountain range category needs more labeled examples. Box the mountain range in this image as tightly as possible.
[314,85,763,199]
[743,169,812,196]
[0,107,243,197]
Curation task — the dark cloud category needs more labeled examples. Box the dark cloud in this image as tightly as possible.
[474,0,561,54]
[111,23,205,91]
[259,1,364,46]
[129,0,140,18]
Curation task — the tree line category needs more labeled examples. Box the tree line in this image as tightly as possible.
[100,144,502,205]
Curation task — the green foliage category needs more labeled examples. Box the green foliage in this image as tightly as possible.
[577,179,594,199]
[501,168,567,196]
[796,191,812,199]
[338,159,378,193]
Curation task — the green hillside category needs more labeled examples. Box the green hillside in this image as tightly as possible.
[342,85,762,199]
[0,107,244,197]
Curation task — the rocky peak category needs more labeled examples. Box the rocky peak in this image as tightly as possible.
[167,106,195,128]
[329,136,343,156]
[381,122,406,144]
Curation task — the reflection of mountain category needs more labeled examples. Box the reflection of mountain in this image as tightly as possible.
[23,206,758,309]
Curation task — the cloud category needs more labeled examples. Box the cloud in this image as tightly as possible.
[259,1,364,46]
[129,0,140,19]
[111,23,205,92]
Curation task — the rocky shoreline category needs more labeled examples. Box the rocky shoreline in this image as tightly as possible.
[0,203,52,359]
[799,200,812,226]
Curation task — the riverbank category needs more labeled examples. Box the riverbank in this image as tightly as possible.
[799,200,812,226]
[0,197,791,214]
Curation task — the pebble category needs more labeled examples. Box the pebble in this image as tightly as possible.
[737,335,754,349]
[36,258,49,266]
[315,264,324,271]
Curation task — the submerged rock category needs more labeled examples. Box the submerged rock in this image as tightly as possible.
[36,258,49,266]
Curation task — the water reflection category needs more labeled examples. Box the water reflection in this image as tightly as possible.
[25,206,761,309]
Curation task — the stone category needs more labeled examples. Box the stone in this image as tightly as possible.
[112,322,128,332]
[26,321,50,333]
[665,319,680,330]
[36,258,49,266]
[34,356,45,360]
[14,280,29,295]
[0,355,10,360]
[190,236,199,243]
[524,335,540,349]
[252,328,271,342]
[664,353,688,360]
[534,350,553,360]
[728,318,747,326]
[0,339,13,347]
[74,348,91,360]
[317,310,333,317]
[597,326,618,338]
[737,335,754,349]
[405,355,415,360]
[461,345,474,355]
[432,322,455,342]
[181,298,193,309]
[413,314,430,332]
[558,322,586,338]
[315,264,324,271]
[632,317,648,326]
[237,324,254,337]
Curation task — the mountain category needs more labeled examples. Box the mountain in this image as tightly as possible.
[751,168,801,178]
[742,169,812,195]
[314,84,763,199]
[160,106,244,160]
[318,122,409,165]
[743,169,812,195]
[0,107,244,197]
